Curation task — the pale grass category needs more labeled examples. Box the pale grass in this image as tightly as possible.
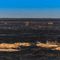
[0,42,31,49]
[36,41,58,48]
[15,42,31,46]
[0,43,20,49]
[0,41,60,51]
[36,43,58,48]
[46,40,58,45]
[0,49,20,52]
[52,47,60,50]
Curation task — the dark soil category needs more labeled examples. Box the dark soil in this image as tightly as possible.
[0,47,60,60]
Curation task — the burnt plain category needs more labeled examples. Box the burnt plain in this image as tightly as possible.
[0,18,60,60]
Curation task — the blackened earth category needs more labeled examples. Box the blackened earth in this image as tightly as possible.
[0,48,60,60]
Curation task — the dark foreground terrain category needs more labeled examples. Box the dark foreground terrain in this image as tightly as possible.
[0,47,60,60]
[0,18,60,60]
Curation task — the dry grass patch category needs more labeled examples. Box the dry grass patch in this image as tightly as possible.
[36,42,58,48]
[0,43,20,49]
[15,42,31,46]
[46,40,58,45]
[0,49,20,52]
[52,47,60,50]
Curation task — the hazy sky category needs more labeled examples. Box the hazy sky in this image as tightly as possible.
[0,0,60,18]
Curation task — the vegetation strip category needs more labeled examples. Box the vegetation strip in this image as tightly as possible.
[0,49,20,52]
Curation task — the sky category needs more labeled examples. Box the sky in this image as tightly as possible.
[0,0,60,18]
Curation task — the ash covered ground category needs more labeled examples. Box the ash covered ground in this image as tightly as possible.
[0,18,60,60]
[0,48,60,60]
